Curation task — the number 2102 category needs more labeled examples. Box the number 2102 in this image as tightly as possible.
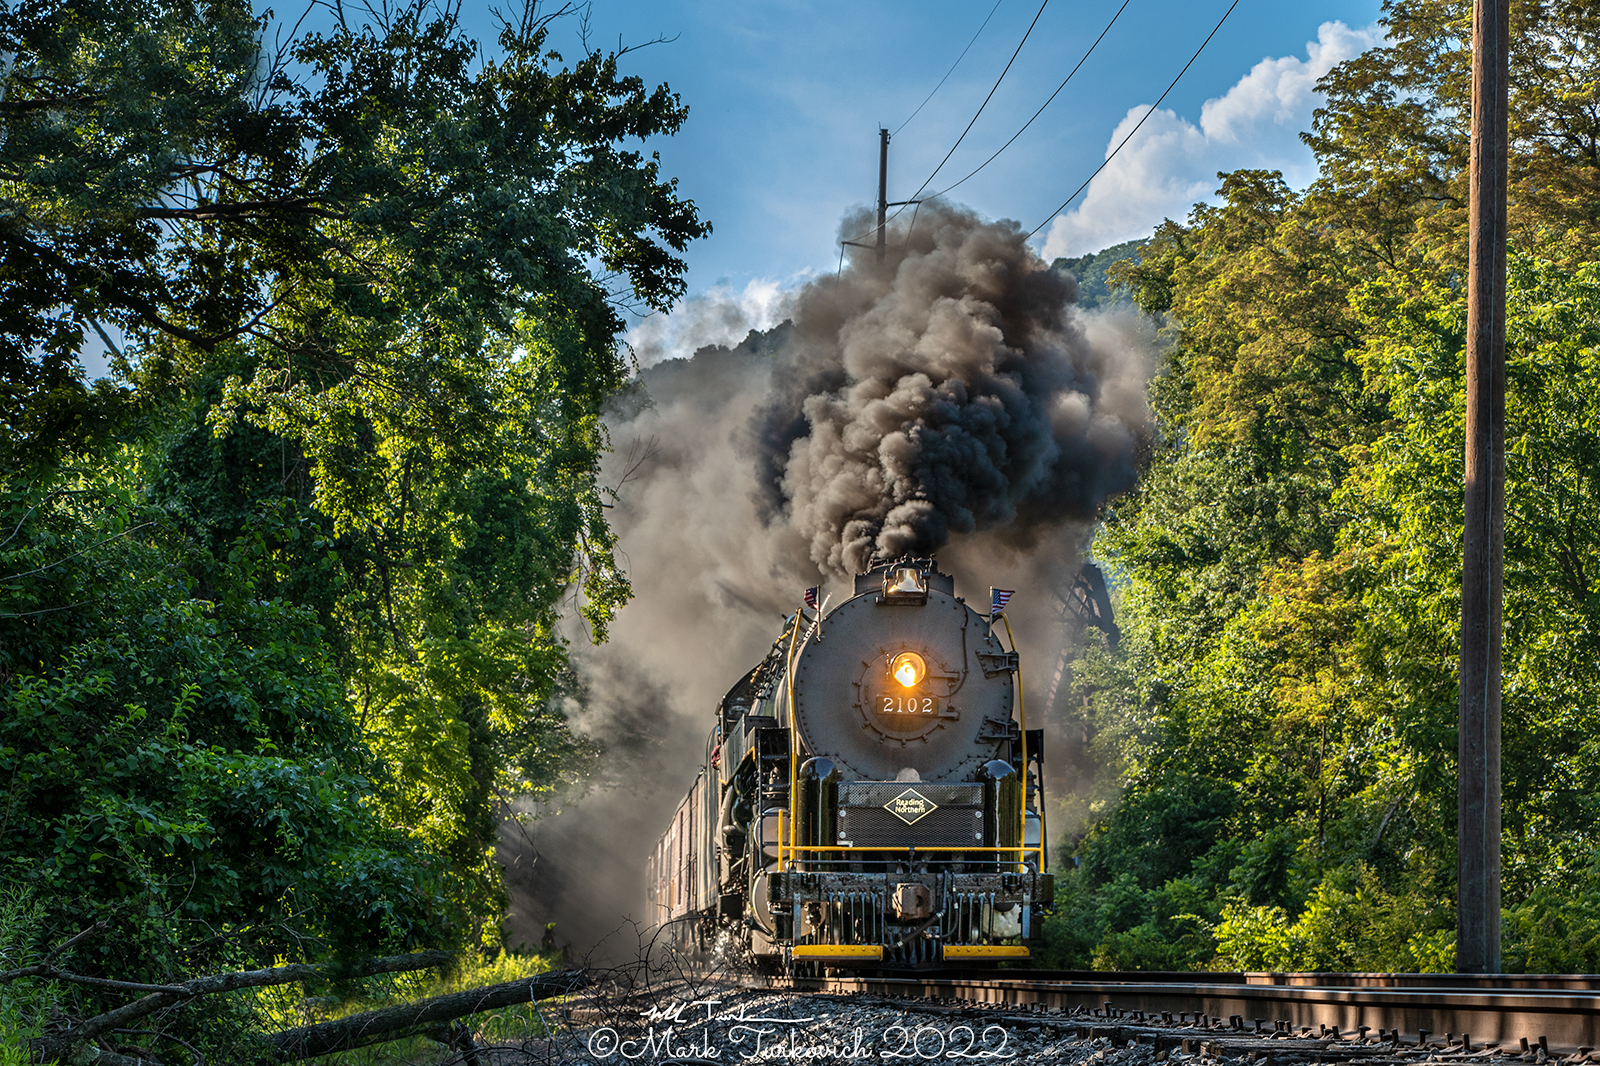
[881,696,935,713]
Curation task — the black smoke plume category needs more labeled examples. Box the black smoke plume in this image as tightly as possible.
[755,202,1146,574]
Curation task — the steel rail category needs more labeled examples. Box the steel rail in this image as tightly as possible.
[937,970,1600,991]
[780,971,1600,1054]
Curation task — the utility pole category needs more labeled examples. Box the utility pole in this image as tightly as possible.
[877,128,890,262]
[840,130,914,264]
[1458,0,1508,975]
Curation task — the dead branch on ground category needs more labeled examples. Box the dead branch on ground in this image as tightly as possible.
[24,949,457,1064]
[260,968,588,1061]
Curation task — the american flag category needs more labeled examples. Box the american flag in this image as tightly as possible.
[990,588,1015,617]
[804,586,820,610]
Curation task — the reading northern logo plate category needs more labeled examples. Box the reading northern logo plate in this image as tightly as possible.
[885,788,937,825]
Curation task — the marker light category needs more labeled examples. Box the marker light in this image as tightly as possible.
[891,652,926,688]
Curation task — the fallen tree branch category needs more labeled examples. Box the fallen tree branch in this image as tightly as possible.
[13,971,187,994]
[0,921,107,983]
[262,968,588,1062]
[28,950,455,1064]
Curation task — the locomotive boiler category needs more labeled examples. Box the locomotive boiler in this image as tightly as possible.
[646,558,1051,970]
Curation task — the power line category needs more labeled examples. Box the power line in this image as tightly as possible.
[929,0,1132,202]
[892,0,1006,138]
[1026,0,1245,240]
[907,0,1052,203]
[841,0,1051,250]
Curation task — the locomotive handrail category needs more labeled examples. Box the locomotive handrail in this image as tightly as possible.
[782,608,805,873]
[783,844,1044,866]
[785,843,1047,882]
[1001,615,1028,865]
[783,845,1042,852]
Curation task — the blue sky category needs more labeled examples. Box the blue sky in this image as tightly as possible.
[508,0,1386,357]
[73,0,1386,377]
[515,0,1388,356]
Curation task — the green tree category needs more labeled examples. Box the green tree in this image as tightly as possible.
[1305,0,1600,267]
[1050,0,1600,970]
[1349,256,1600,898]
[2,3,707,1049]
[1054,252,1600,971]
[0,472,454,1057]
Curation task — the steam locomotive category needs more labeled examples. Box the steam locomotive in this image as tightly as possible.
[646,558,1051,970]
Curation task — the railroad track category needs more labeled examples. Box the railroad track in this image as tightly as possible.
[776,970,1600,1056]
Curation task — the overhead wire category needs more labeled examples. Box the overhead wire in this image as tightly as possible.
[927,0,1132,202]
[1026,0,1245,239]
[905,0,1052,202]
[846,0,1241,257]
[892,0,1006,138]
[841,0,1051,250]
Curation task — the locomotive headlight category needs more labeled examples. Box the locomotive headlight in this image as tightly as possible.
[891,651,926,688]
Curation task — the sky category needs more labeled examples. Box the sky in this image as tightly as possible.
[71,0,1388,378]
[502,0,1387,358]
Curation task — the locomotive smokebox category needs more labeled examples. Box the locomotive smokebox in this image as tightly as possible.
[790,560,1016,782]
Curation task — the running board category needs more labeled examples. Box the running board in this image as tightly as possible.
[789,944,1030,962]
[792,945,884,961]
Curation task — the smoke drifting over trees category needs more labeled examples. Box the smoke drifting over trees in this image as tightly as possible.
[502,204,1154,958]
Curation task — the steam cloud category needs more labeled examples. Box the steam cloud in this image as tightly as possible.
[754,203,1146,573]
[500,203,1152,961]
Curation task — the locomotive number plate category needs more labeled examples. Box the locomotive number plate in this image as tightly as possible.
[878,694,940,715]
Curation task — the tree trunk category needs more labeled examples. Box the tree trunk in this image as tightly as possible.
[261,969,587,1061]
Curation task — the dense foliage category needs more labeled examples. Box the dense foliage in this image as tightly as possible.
[1050,239,1143,311]
[1042,0,1600,973]
[1,0,704,1057]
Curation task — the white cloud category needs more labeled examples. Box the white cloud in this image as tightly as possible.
[1041,20,1382,260]
[622,277,797,367]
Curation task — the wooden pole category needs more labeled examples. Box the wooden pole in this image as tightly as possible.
[1457,0,1508,976]
[877,128,889,262]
